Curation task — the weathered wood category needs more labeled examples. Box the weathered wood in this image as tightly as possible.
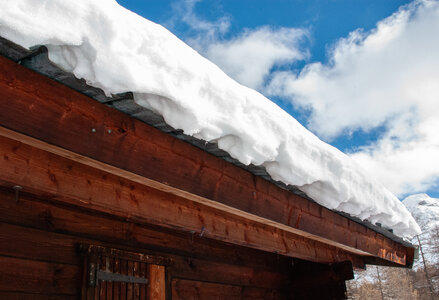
[149,265,166,300]
[0,133,366,266]
[171,257,290,289]
[0,222,81,265]
[0,124,373,263]
[80,244,172,266]
[0,292,77,300]
[172,279,284,300]
[0,256,79,295]
[139,262,147,300]
[0,198,292,290]
[0,219,291,296]
[0,54,413,267]
[0,187,293,273]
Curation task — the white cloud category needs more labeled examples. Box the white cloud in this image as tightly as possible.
[266,0,439,196]
[170,0,308,90]
[205,27,308,89]
[350,115,439,196]
[170,0,231,45]
[171,0,439,196]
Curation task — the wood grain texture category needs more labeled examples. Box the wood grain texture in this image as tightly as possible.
[0,54,412,267]
[0,133,366,266]
[149,265,166,300]
[172,279,284,300]
[0,187,292,272]
[0,191,292,290]
[0,256,79,295]
[0,292,77,300]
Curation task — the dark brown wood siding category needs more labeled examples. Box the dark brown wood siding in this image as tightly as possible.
[0,52,370,299]
[0,54,413,268]
[0,187,295,299]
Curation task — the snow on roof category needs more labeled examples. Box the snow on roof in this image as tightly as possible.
[0,0,420,238]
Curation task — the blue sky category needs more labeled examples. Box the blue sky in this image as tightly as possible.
[117,0,439,199]
[119,0,410,66]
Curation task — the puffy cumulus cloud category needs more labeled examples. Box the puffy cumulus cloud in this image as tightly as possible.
[170,0,231,45]
[350,116,439,196]
[205,27,308,89]
[267,0,439,196]
[268,0,439,139]
[170,0,308,90]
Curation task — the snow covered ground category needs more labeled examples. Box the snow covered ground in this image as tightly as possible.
[0,0,420,238]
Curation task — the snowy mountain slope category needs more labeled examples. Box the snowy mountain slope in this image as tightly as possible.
[0,0,420,237]
[352,194,439,290]
[403,194,439,269]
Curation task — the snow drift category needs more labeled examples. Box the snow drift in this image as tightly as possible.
[0,0,420,238]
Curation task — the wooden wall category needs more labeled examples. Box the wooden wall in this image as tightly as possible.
[0,53,412,268]
[0,186,349,299]
[0,51,359,299]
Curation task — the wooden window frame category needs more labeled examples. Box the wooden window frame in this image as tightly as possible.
[79,244,171,300]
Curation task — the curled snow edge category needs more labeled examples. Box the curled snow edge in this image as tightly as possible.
[0,0,421,238]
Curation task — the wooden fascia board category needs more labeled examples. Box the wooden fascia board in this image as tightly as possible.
[0,129,363,265]
[0,54,412,267]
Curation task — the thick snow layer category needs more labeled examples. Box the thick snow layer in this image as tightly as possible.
[0,0,420,238]
[403,194,439,269]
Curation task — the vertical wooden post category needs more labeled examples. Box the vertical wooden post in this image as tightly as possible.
[148,265,166,300]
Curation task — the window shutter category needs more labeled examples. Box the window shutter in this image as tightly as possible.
[80,244,169,300]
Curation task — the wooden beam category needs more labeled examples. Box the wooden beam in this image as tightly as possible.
[0,188,293,274]
[0,54,412,266]
[0,292,76,300]
[0,256,79,295]
[0,216,290,290]
[0,125,372,259]
[172,279,283,300]
[0,133,363,265]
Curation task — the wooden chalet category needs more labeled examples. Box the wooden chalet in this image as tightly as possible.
[0,36,415,299]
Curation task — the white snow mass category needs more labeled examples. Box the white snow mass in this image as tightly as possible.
[0,0,421,238]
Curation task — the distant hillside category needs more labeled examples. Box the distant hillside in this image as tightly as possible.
[403,194,439,269]
[347,194,439,299]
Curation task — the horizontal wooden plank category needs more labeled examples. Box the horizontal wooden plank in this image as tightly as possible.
[0,197,291,289]
[0,125,374,264]
[0,124,375,260]
[172,279,284,300]
[0,292,76,300]
[0,222,81,265]
[0,187,292,272]
[171,260,289,290]
[0,256,79,295]
[0,133,366,266]
[0,55,413,267]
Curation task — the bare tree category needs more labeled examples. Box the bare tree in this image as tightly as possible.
[382,267,419,299]
[376,266,385,300]
[417,235,436,300]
